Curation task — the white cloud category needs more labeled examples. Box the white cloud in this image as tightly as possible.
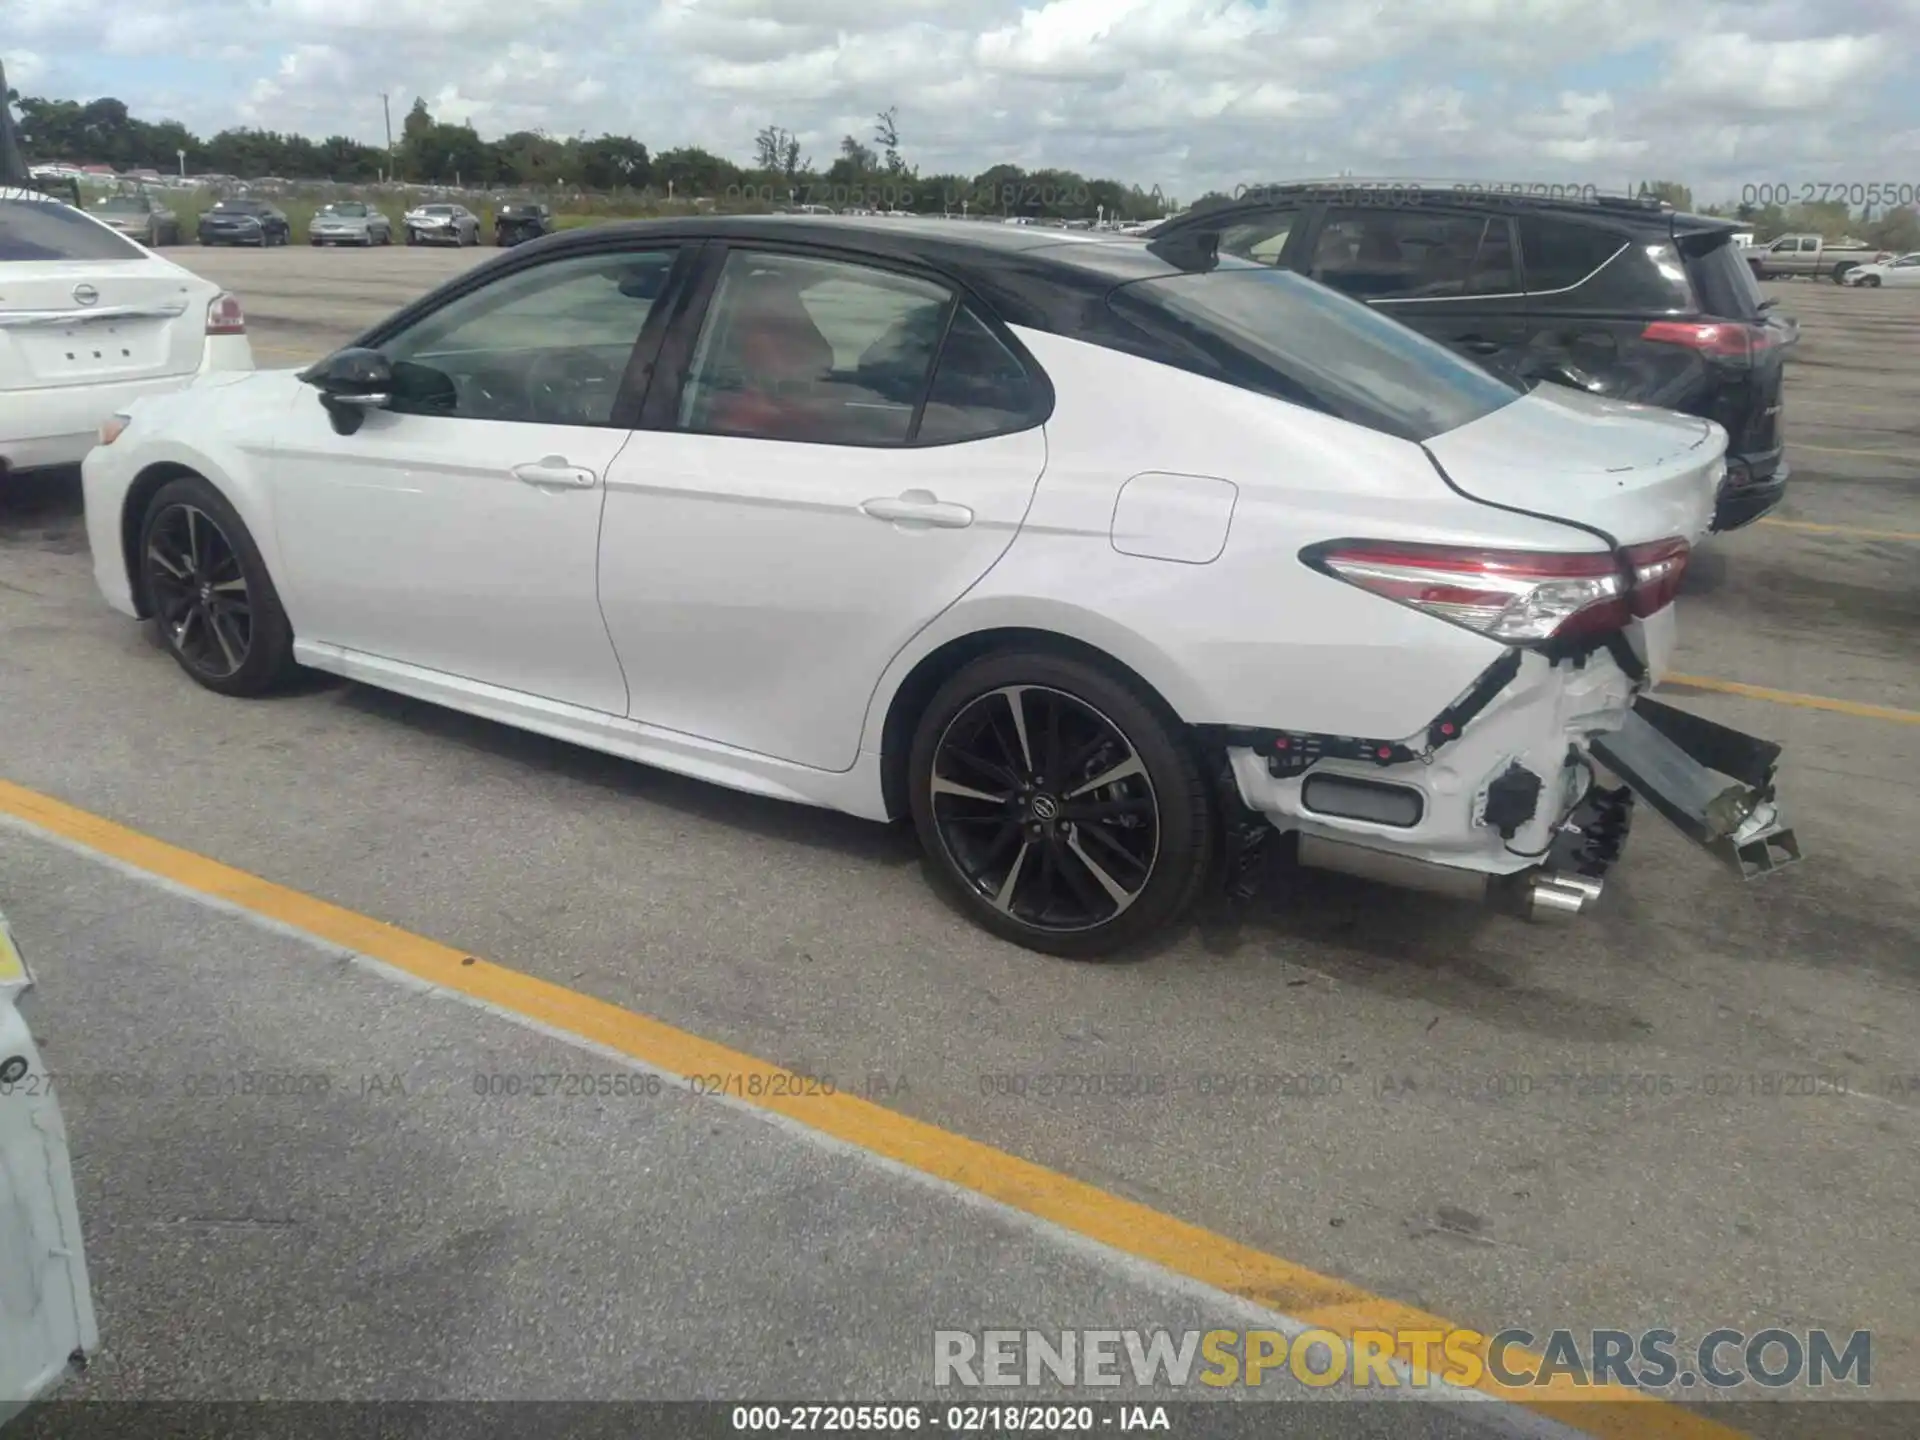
[1663,33,1892,113]
[6,0,1918,200]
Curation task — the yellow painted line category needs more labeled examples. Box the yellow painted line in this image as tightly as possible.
[0,775,1749,1440]
[1664,676,1920,724]
[1788,441,1920,462]
[1757,517,1920,542]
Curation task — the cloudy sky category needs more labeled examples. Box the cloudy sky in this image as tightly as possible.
[8,0,1920,202]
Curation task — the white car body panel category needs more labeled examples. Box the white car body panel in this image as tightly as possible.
[0,911,98,1425]
[598,425,1047,772]
[83,371,288,616]
[1422,383,1724,547]
[80,252,1726,897]
[1,203,252,473]
[268,396,636,716]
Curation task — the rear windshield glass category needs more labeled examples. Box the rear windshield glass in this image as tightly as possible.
[327,203,368,217]
[95,196,148,214]
[1685,235,1766,319]
[1107,263,1523,443]
[0,199,148,261]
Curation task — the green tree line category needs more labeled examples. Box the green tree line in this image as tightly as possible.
[5,90,1177,220]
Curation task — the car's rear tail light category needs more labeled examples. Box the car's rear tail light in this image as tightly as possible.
[1641,320,1775,359]
[1307,541,1630,642]
[1622,537,1690,617]
[1307,538,1693,642]
[206,292,245,336]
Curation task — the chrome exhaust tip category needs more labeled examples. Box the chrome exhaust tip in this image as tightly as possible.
[1522,872,1603,923]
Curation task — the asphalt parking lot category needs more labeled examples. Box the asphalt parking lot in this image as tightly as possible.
[2,244,1917,1439]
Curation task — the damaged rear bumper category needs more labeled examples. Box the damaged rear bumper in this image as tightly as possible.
[1213,658,1800,920]
[1588,695,1801,880]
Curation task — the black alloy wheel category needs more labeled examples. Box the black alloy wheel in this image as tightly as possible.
[138,477,296,696]
[909,651,1214,958]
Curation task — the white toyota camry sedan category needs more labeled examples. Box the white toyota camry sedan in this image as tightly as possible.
[2,188,252,479]
[80,217,1798,957]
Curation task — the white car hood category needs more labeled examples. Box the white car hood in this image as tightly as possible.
[1423,383,1723,547]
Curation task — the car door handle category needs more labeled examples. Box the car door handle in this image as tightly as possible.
[861,492,974,528]
[1456,336,1503,355]
[511,457,598,489]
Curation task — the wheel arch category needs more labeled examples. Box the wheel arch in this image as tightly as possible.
[119,449,281,620]
[874,622,1202,823]
[122,462,209,617]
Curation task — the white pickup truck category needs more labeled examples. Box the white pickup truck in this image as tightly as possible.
[0,906,98,1427]
[1743,233,1889,283]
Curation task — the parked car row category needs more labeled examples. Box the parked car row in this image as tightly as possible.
[84,196,556,249]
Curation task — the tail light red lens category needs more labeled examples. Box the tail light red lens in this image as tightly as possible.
[206,291,245,336]
[1641,320,1774,360]
[1307,536,1691,643]
[1622,537,1690,617]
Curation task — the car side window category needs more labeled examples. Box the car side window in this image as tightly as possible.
[1311,209,1518,300]
[377,249,676,427]
[1217,208,1301,267]
[1516,215,1628,293]
[915,307,1043,445]
[676,249,954,446]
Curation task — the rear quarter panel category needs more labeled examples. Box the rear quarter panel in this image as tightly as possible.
[865,330,1608,747]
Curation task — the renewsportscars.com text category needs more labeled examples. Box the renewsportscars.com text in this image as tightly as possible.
[933,1327,1871,1391]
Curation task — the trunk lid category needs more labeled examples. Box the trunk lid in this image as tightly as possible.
[0,260,210,393]
[1423,382,1723,546]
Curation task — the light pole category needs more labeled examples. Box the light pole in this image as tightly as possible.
[381,93,394,179]
[176,148,186,180]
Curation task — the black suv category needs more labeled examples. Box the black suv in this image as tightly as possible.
[198,198,292,247]
[1149,186,1794,530]
[494,202,553,246]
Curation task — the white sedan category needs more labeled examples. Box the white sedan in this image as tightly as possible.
[2,188,252,478]
[1841,252,1920,286]
[80,217,1796,957]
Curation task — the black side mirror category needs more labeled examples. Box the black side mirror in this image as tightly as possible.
[303,347,393,434]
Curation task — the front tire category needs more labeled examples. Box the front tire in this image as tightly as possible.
[1863,274,1882,288]
[137,476,297,697]
[907,650,1214,959]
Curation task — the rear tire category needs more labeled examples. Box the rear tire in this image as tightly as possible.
[137,475,297,698]
[907,650,1214,959]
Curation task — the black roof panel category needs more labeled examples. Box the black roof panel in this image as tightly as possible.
[530,215,1188,328]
